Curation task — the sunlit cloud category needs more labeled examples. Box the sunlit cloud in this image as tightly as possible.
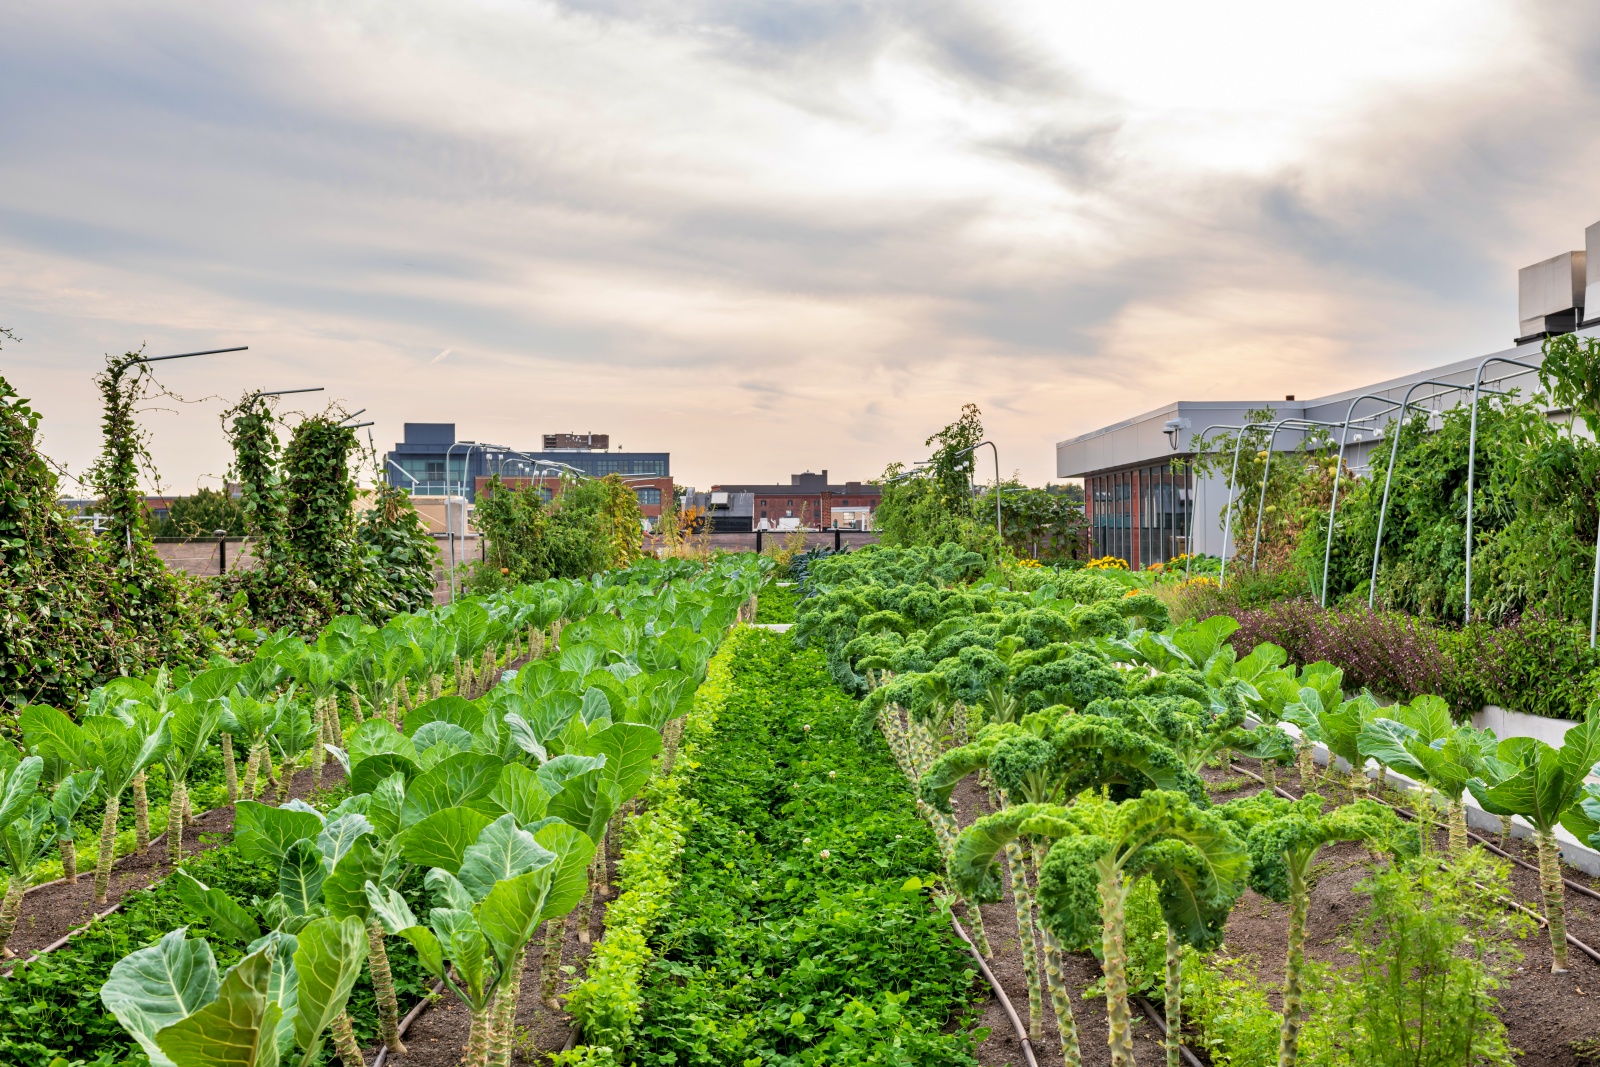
[2,1,1598,492]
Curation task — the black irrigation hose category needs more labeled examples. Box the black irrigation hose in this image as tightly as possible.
[1227,761,1600,969]
[951,916,1040,1067]
[371,979,448,1067]
[1134,995,1205,1067]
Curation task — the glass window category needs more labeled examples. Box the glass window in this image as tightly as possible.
[635,487,662,505]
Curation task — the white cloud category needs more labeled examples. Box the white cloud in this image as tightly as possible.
[1,1,1596,494]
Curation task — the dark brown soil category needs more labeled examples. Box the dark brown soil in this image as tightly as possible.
[4,760,347,966]
[1220,757,1600,1067]
[951,776,1166,1067]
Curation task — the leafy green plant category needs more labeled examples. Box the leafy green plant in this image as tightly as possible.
[100,917,368,1067]
[1217,793,1412,1067]
[1469,710,1600,972]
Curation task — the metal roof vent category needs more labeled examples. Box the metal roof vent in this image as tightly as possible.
[1518,250,1585,343]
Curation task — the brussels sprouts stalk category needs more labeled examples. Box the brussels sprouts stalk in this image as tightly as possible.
[1097,862,1135,1066]
[1448,799,1468,854]
[1005,840,1043,1040]
[131,772,149,851]
[541,917,564,1009]
[1037,923,1084,1067]
[1164,927,1182,1067]
[0,875,26,958]
[369,920,406,1052]
[330,1011,366,1067]
[466,1000,497,1067]
[166,779,187,866]
[59,837,77,883]
[221,732,238,803]
[488,946,527,1067]
[93,795,119,904]
[1538,828,1570,973]
[1280,857,1309,1067]
[311,700,325,796]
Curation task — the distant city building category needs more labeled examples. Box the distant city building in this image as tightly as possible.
[706,471,880,531]
[386,423,670,516]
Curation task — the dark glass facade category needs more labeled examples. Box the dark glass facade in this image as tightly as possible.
[1087,464,1191,569]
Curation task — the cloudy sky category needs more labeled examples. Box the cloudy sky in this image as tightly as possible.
[4,0,1599,494]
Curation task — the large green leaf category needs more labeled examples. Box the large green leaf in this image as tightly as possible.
[292,916,368,1061]
[280,839,327,917]
[322,837,384,920]
[365,772,408,839]
[363,883,420,936]
[0,756,42,831]
[20,705,90,770]
[171,870,263,943]
[1358,718,1428,781]
[457,815,555,901]
[547,768,619,841]
[587,722,663,804]
[432,908,491,1006]
[154,946,281,1067]
[400,753,503,829]
[316,814,374,873]
[534,822,597,920]
[399,807,494,872]
[404,696,484,738]
[350,752,422,796]
[486,763,550,827]
[245,929,298,1060]
[167,701,223,778]
[234,803,324,866]
[51,767,103,840]
[100,927,219,1067]
[477,867,555,978]
[346,721,419,768]
[536,754,605,797]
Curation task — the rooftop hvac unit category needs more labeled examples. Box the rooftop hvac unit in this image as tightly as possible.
[1518,250,1585,341]
[710,491,729,506]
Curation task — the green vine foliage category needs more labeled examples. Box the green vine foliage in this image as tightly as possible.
[282,413,372,616]
[357,480,439,615]
[217,396,333,633]
[149,489,245,538]
[469,474,618,592]
[876,403,999,558]
[1,350,243,714]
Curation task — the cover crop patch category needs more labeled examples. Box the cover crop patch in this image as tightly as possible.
[630,628,984,1067]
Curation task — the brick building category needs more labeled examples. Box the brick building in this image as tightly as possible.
[709,471,880,531]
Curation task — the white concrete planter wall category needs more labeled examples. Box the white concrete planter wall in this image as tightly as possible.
[1251,711,1600,878]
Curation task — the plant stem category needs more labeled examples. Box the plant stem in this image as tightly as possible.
[311,699,325,796]
[242,742,263,800]
[1448,798,1468,854]
[167,778,187,866]
[366,920,406,1052]
[1005,840,1044,1041]
[1165,925,1182,1067]
[59,837,77,884]
[131,772,149,851]
[1037,921,1084,1067]
[276,758,294,805]
[541,917,564,1009]
[488,946,527,1067]
[0,874,27,958]
[221,732,238,803]
[94,794,119,905]
[329,1011,365,1067]
[1098,863,1135,1067]
[578,846,598,943]
[1279,856,1309,1067]
[1537,827,1570,973]
[1500,814,1513,850]
[1296,743,1316,790]
[466,1000,496,1067]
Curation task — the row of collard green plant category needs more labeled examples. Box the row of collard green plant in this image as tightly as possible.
[795,543,1600,1067]
[0,552,764,1067]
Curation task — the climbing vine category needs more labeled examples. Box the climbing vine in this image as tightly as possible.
[599,472,645,568]
[218,394,333,633]
[358,479,439,616]
[282,413,372,616]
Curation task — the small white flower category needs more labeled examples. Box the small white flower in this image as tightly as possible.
[802,724,812,732]
[828,770,837,779]
[803,837,812,844]
[819,849,831,859]
[895,835,902,840]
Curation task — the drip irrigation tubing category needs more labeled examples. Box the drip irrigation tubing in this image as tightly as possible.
[371,979,448,1067]
[1228,761,1600,968]
[1134,995,1206,1067]
[952,916,1040,1067]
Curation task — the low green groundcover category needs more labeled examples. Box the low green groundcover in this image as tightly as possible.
[632,628,984,1066]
